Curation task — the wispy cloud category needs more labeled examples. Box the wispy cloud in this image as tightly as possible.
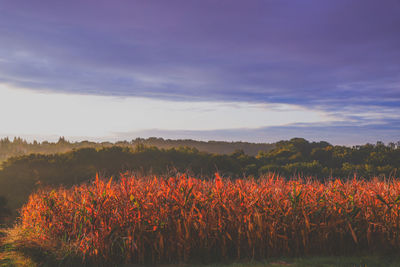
[0,0,399,143]
[0,84,333,138]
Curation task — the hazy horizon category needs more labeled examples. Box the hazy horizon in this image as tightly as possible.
[0,132,398,147]
[1,1,399,144]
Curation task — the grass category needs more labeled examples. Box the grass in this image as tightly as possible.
[1,228,37,267]
[0,227,87,267]
[2,228,400,267]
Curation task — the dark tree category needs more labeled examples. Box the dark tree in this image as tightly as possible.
[0,195,11,225]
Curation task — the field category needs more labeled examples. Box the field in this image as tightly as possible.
[5,173,400,266]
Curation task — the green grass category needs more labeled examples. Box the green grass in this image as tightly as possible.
[2,228,400,267]
[0,228,34,267]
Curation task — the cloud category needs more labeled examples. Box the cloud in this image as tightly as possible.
[0,83,398,146]
[0,84,334,138]
[0,0,399,143]
[0,1,399,104]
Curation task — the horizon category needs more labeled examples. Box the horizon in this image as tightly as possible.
[0,135,397,148]
[1,1,399,145]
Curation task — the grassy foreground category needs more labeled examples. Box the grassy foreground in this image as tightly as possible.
[2,228,400,266]
[2,227,400,267]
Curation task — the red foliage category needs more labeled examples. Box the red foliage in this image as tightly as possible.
[20,174,400,264]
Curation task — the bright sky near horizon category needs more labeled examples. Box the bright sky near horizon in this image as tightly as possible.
[0,84,335,139]
[0,0,399,144]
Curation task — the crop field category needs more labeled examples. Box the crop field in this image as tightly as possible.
[18,174,400,265]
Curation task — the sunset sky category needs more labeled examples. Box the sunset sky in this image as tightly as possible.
[0,0,399,145]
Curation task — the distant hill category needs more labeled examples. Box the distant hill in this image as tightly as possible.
[0,137,275,165]
[130,137,275,156]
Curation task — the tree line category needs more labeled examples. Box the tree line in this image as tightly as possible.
[0,136,275,164]
[0,137,399,224]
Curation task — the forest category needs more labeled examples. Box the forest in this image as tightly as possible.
[0,137,399,225]
[0,136,275,164]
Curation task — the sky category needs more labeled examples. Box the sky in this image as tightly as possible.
[0,0,399,145]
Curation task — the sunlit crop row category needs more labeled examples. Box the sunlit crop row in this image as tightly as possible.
[20,174,400,264]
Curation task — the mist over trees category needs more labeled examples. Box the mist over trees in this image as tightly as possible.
[0,136,275,164]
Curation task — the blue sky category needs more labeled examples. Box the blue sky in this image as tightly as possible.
[0,0,399,145]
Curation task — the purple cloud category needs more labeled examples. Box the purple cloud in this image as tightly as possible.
[0,0,399,141]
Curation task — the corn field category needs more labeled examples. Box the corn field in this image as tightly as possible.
[20,173,400,264]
